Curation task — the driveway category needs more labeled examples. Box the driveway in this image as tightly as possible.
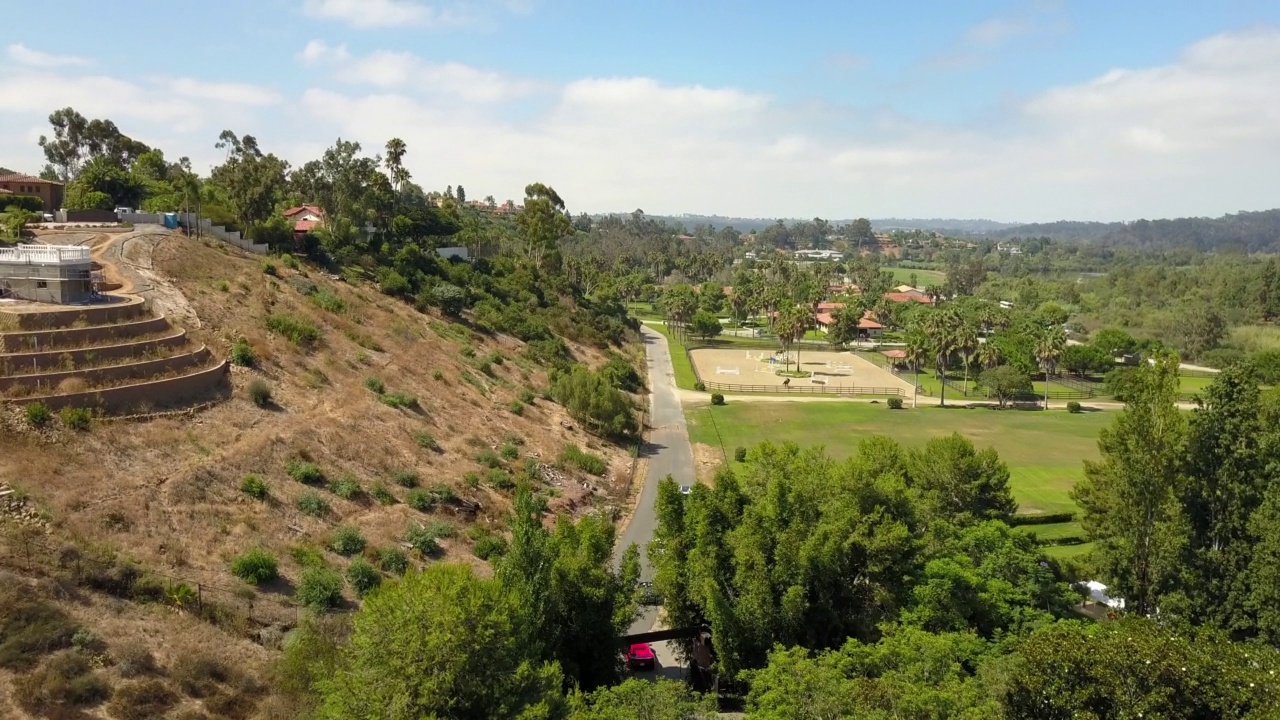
[614,326,697,671]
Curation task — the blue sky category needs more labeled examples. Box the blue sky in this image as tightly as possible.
[2,0,1279,221]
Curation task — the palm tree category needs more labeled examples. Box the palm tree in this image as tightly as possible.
[922,308,960,407]
[955,322,979,395]
[904,329,929,409]
[977,340,1002,371]
[776,304,812,374]
[384,138,410,213]
[1034,325,1066,410]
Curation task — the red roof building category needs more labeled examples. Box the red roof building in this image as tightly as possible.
[283,205,325,233]
[882,291,934,304]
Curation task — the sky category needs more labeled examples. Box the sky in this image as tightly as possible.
[1,0,1279,223]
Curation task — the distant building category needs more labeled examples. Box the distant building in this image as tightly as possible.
[794,249,844,261]
[882,289,935,304]
[283,205,325,234]
[436,246,469,261]
[0,244,94,304]
[0,173,65,212]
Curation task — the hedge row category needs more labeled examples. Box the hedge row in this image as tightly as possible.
[1008,512,1076,526]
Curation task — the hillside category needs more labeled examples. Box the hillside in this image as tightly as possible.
[0,228,641,718]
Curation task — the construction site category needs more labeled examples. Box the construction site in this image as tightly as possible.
[0,230,229,414]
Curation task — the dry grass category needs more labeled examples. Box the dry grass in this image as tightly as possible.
[1229,325,1280,354]
[0,231,636,703]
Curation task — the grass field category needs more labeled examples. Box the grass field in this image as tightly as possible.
[885,266,946,287]
[687,401,1108,517]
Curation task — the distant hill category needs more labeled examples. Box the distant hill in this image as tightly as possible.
[993,209,1280,251]
[594,213,1021,234]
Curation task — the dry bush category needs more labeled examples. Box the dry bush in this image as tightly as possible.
[57,377,89,394]
[0,586,79,671]
[171,655,230,698]
[11,650,111,716]
[111,641,157,678]
[106,678,178,720]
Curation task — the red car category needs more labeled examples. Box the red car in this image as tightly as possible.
[627,643,656,671]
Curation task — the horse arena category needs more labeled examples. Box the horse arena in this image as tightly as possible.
[689,348,915,394]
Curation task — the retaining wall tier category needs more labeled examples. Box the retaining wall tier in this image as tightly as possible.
[0,346,211,395]
[5,361,230,413]
[1,295,147,330]
[1,315,169,352]
[0,329,187,373]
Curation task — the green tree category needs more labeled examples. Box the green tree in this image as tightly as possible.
[567,679,715,720]
[907,434,1016,523]
[660,284,697,339]
[976,365,1032,409]
[774,303,811,373]
[1091,327,1137,358]
[384,137,410,210]
[1072,355,1187,616]
[904,328,929,409]
[316,564,566,720]
[688,310,723,341]
[1176,365,1274,632]
[551,365,637,437]
[1033,325,1065,410]
[210,130,290,229]
[516,183,572,271]
[920,308,962,407]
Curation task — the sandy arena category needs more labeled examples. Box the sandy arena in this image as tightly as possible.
[689,347,915,394]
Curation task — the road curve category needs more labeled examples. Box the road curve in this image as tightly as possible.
[615,325,696,634]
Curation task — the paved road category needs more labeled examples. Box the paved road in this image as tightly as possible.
[614,325,696,637]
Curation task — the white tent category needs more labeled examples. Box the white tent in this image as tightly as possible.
[1075,580,1125,609]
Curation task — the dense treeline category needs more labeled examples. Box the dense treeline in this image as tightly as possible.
[991,208,1280,252]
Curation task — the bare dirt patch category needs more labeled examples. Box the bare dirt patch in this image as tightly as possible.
[689,347,913,394]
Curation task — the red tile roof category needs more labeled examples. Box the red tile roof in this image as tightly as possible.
[0,173,61,185]
[858,317,884,330]
[816,302,845,311]
[294,220,319,233]
[816,312,835,326]
[283,205,325,217]
[883,291,934,304]
[881,349,907,359]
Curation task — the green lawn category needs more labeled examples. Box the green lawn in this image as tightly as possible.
[884,266,946,287]
[688,401,1109,516]
[1043,542,1094,560]
[1020,521,1084,542]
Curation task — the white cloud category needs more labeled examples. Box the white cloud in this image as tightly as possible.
[301,0,468,28]
[320,47,544,103]
[7,43,90,68]
[298,28,1280,221]
[169,78,281,106]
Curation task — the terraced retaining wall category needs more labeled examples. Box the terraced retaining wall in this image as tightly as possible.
[3,296,147,330]
[11,361,230,412]
[1,315,170,352]
[0,330,187,373]
[0,346,211,395]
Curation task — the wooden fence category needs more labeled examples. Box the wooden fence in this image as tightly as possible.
[703,381,906,397]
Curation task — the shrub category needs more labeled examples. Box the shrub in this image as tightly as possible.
[0,592,77,671]
[281,253,301,270]
[171,655,229,698]
[229,337,256,367]
[308,288,346,314]
[392,470,419,488]
[363,376,385,394]
[378,547,409,575]
[405,489,435,512]
[414,431,439,451]
[60,406,91,431]
[488,468,515,489]
[601,354,644,392]
[24,402,52,428]
[12,651,110,715]
[500,443,520,460]
[248,378,272,407]
[113,642,156,678]
[734,446,747,462]
[370,482,396,505]
[710,393,725,406]
[474,534,509,561]
[476,448,502,468]
[296,492,330,517]
[431,282,467,315]
[558,444,608,476]
[432,369,445,381]
[265,313,321,348]
[261,260,278,276]
[346,559,381,597]
[519,388,536,404]
[287,459,324,485]
[478,359,494,376]
[230,548,279,585]
[328,474,363,500]
[380,391,418,409]
[463,471,481,489]
[508,400,525,415]
[296,567,343,609]
[330,526,367,556]
[552,364,637,437]
[887,397,904,410]
[694,381,706,392]
[423,520,456,539]
[1067,401,1083,413]
[405,526,442,557]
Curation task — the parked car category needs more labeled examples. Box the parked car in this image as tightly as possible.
[680,485,692,495]
[626,643,656,671]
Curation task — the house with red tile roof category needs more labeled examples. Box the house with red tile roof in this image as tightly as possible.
[0,173,64,212]
[882,290,934,304]
[283,205,325,233]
